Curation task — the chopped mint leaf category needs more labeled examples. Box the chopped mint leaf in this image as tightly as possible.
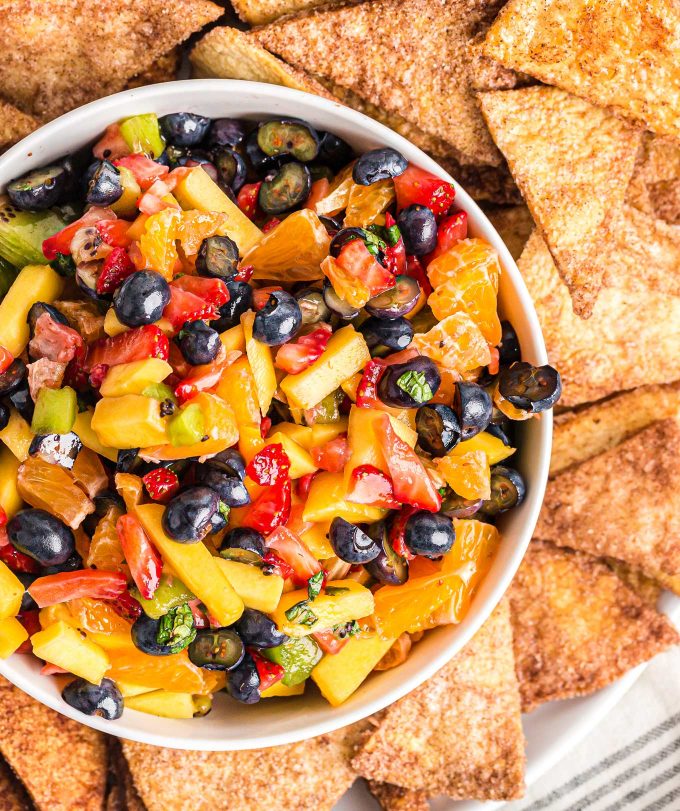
[396,370,433,404]
[324,585,350,596]
[285,599,318,627]
[307,571,325,601]
[332,620,361,639]
[49,253,76,277]
[156,604,196,654]
[385,223,401,247]
[363,228,387,255]
[218,501,231,521]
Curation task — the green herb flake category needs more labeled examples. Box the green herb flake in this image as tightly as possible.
[285,600,318,627]
[324,585,350,596]
[218,501,231,522]
[385,223,401,247]
[332,620,361,639]
[307,571,325,601]
[49,253,76,277]
[396,370,434,404]
[156,604,196,654]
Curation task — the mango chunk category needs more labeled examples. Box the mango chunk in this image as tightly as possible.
[300,522,334,559]
[261,680,305,699]
[303,471,387,524]
[125,690,199,719]
[344,406,417,489]
[0,408,34,461]
[116,681,156,698]
[136,503,244,626]
[31,621,110,684]
[272,422,314,449]
[219,324,245,354]
[73,409,119,462]
[266,431,317,479]
[100,359,173,397]
[272,579,374,638]
[0,560,24,619]
[280,325,370,410]
[0,444,22,518]
[449,430,516,466]
[103,308,173,338]
[214,558,284,614]
[310,420,349,447]
[174,167,262,254]
[312,633,395,706]
[241,311,277,416]
[0,265,64,356]
[0,617,28,658]
[91,395,168,449]
[216,357,263,461]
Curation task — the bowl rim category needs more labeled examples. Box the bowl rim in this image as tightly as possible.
[0,79,551,750]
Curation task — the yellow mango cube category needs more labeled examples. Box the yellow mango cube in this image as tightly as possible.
[73,409,119,462]
[104,308,173,338]
[435,449,491,500]
[0,445,22,518]
[300,521,334,559]
[0,408,34,461]
[312,633,395,706]
[449,431,516,466]
[136,503,244,626]
[219,324,245,354]
[0,560,24,619]
[272,580,374,637]
[31,621,110,684]
[116,681,156,698]
[310,420,349,447]
[125,690,198,719]
[91,395,168,449]
[241,311,277,416]
[266,431,317,479]
[273,422,314,449]
[214,558,284,614]
[261,680,305,699]
[100,359,173,397]
[303,471,387,524]
[280,326,370,410]
[0,617,28,658]
[0,265,64,356]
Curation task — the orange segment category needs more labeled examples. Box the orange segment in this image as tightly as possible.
[67,598,132,635]
[176,210,226,256]
[411,312,492,372]
[344,179,395,228]
[138,208,182,280]
[86,505,125,572]
[71,448,108,499]
[17,457,95,529]
[434,450,491,500]
[115,472,145,512]
[107,647,217,695]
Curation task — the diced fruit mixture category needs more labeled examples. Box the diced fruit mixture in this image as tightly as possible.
[0,111,561,720]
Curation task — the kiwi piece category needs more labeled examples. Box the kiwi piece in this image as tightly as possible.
[0,196,66,268]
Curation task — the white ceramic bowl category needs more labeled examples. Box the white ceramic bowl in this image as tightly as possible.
[0,80,550,750]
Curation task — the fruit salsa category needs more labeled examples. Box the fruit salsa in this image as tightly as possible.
[0,111,560,720]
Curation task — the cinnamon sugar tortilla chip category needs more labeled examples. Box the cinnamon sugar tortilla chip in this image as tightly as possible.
[0,757,32,811]
[509,541,679,713]
[123,722,367,811]
[606,560,662,606]
[0,676,107,811]
[551,382,680,475]
[518,231,680,407]
[0,0,222,121]
[482,0,680,139]
[190,26,335,99]
[255,0,505,165]
[485,205,533,259]
[368,782,430,811]
[230,0,333,25]
[479,86,642,317]
[627,133,680,225]
[125,49,180,89]
[351,600,525,800]
[535,419,680,588]
[0,101,38,154]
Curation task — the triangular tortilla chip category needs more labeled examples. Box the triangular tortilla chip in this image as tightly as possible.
[551,382,680,475]
[482,0,680,139]
[0,0,223,120]
[606,560,662,606]
[0,101,38,154]
[125,48,180,89]
[518,230,680,406]
[255,0,504,165]
[535,419,680,587]
[0,676,107,811]
[509,541,679,713]
[485,205,533,260]
[627,133,680,225]
[230,0,332,26]
[368,781,430,811]
[479,86,642,317]
[123,722,366,811]
[0,757,32,811]
[351,600,525,800]
[190,26,335,99]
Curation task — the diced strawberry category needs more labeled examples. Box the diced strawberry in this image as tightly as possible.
[346,464,400,509]
[85,325,169,371]
[137,179,180,215]
[173,349,239,405]
[28,313,83,364]
[393,164,456,217]
[488,346,500,376]
[171,276,229,308]
[95,219,133,249]
[246,443,291,486]
[116,514,163,600]
[404,254,432,296]
[41,662,69,675]
[0,543,40,573]
[113,154,169,191]
[237,182,263,221]
[334,239,395,300]
[356,359,386,409]
[259,416,272,439]
[88,363,109,389]
[163,286,218,331]
[382,212,406,275]
[305,178,330,211]
[233,264,254,283]
[0,346,13,375]
[242,479,292,536]
[275,323,332,375]
[262,217,281,233]
[28,570,128,607]
[110,591,143,622]
[248,648,284,690]
[188,599,209,629]
[42,207,116,260]
[389,506,419,560]
[296,473,316,500]
[266,524,320,586]
[93,124,131,161]
[313,629,348,655]
[310,435,349,473]
[142,468,180,503]
[424,210,468,265]
[261,551,295,581]
[0,507,5,529]
[96,247,136,295]
[63,344,89,391]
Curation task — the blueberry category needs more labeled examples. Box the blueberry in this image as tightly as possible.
[7,380,33,423]
[258,162,311,214]
[232,608,289,648]
[499,320,521,365]
[378,357,441,409]
[113,271,170,327]
[219,527,266,564]
[7,509,75,567]
[195,468,250,507]
[480,466,526,515]
[208,118,249,148]
[0,359,27,397]
[352,147,408,186]
[295,287,331,326]
[43,552,84,574]
[397,204,438,256]
[178,321,221,366]
[29,432,83,470]
[257,119,320,163]
[364,520,408,585]
[323,279,360,319]
[415,404,461,457]
[206,448,246,480]
[245,130,290,175]
[178,155,218,183]
[7,165,71,210]
[0,403,9,431]
[162,486,220,543]
[329,517,381,564]
[16,572,38,612]
[453,382,493,440]
[365,275,420,320]
[498,362,562,413]
[213,281,253,331]
[213,148,248,193]
[116,448,140,473]
[359,316,414,355]
[404,511,455,558]
[86,160,123,206]
[93,490,126,517]
[188,628,244,670]
[62,677,124,720]
[317,131,354,170]
[227,652,261,703]
[27,302,69,340]
[196,235,239,282]
[440,493,483,519]
[159,113,212,147]
[131,614,175,656]
[252,290,302,346]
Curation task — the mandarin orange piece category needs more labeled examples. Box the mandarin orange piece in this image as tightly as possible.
[67,597,132,634]
[344,179,395,228]
[411,312,491,372]
[17,457,95,529]
[434,449,491,500]
[138,208,182,280]
[176,210,226,256]
[86,505,125,572]
[115,472,145,512]
[426,238,501,289]
[107,647,212,694]
[71,447,108,499]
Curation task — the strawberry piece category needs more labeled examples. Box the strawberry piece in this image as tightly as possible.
[237,182,263,221]
[116,514,163,600]
[113,154,169,191]
[310,435,349,473]
[163,286,218,330]
[29,570,128,607]
[393,164,455,217]
[296,473,316,500]
[29,313,83,364]
[85,325,169,371]
[110,591,143,622]
[95,219,132,249]
[265,525,320,586]
[0,544,40,573]
[346,464,400,509]
[233,264,254,283]
[252,286,284,311]
[171,276,229,308]
[93,124,131,161]
[259,416,272,439]
[275,323,332,375]
[242,479,292,536]
[404,253,432,296]
[142,468,180,502]
[389,506,419,560]
[246,444,291,486]
[0,347,13,375]
[262,551,295,581]
[16,610,41,654]
[313,629,348,655]
[382,212,406,275]
[96,247,136,295]
[248,648,284,691]
[424,210,468,265]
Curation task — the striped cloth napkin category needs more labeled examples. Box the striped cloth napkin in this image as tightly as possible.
[509,647,680,811]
